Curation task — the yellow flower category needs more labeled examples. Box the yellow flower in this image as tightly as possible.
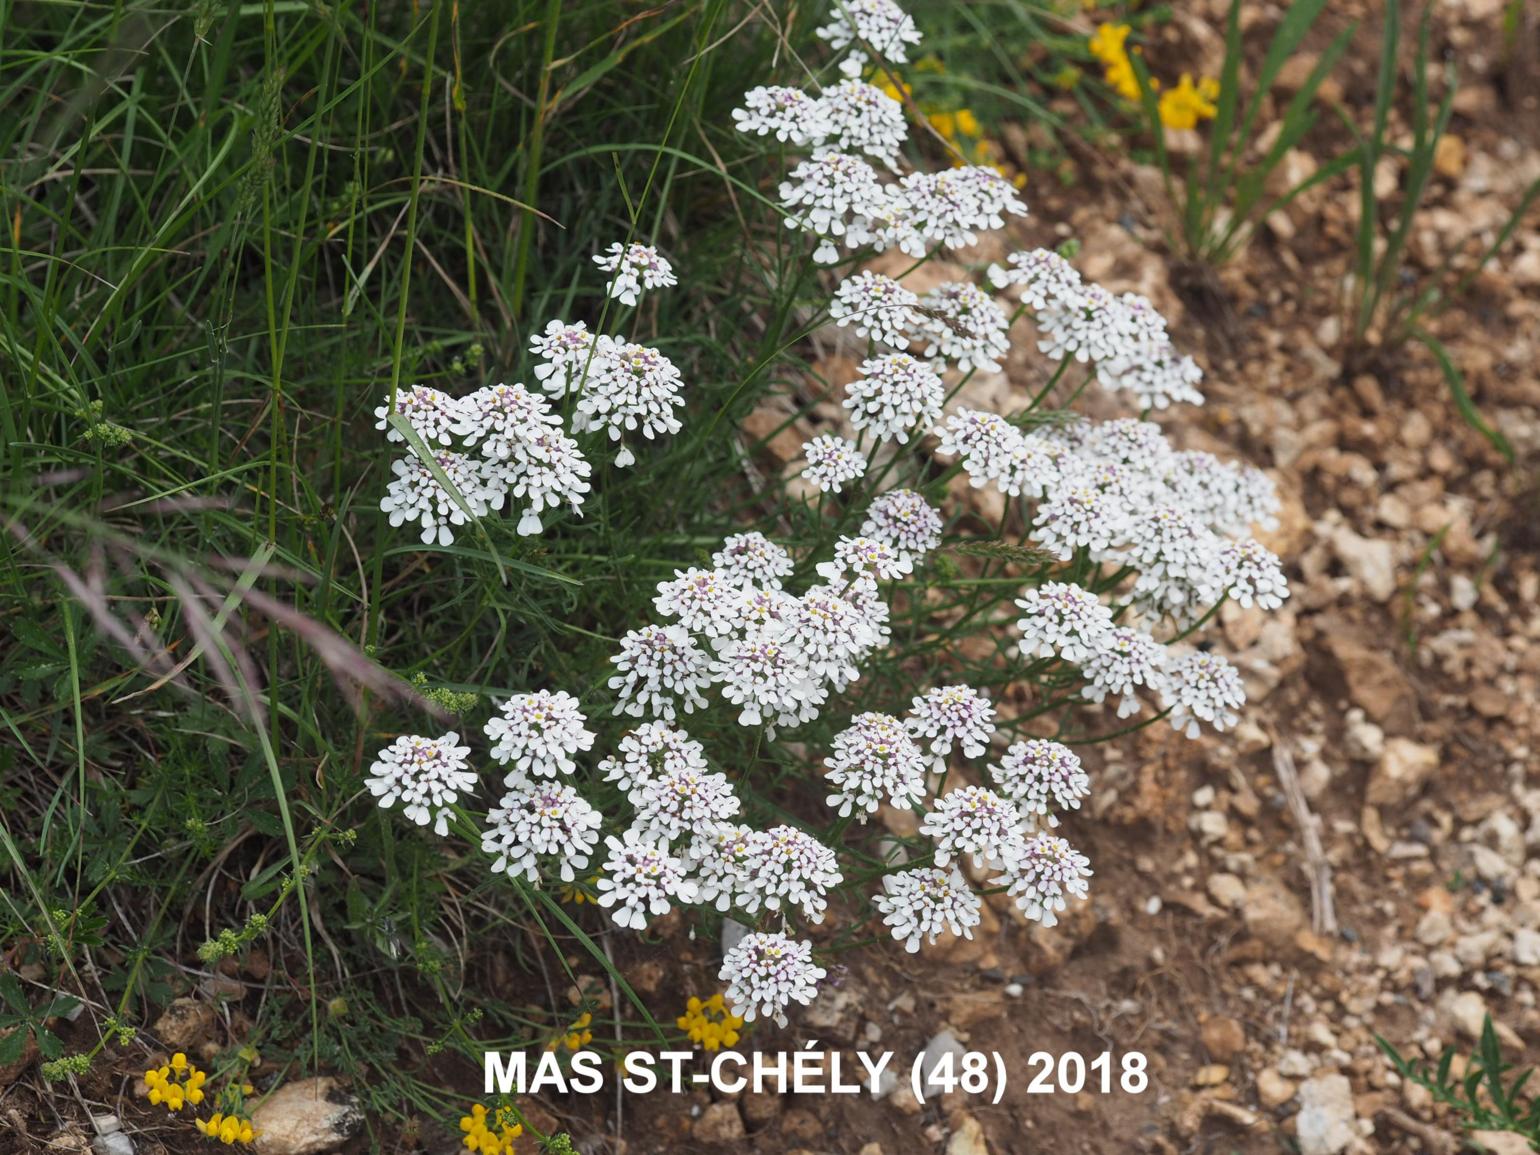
[543,1010,593,1052]
[1157,73,1219,130]
[559,873,600,904]
[459,1103,523,1154]
[1087,21,1131,67]
[954,108,981,139]
[676,992,745,1053]
[196,1109,260,1146]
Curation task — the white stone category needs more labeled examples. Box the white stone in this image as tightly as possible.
[1296,1074,1357,1155]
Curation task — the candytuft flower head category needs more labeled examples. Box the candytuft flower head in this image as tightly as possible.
[873,865,982,952]
[988,248,1082,311]
[801,434,868,495]
[720,931,826,1026]
[830,270,921,349]
[366,732,476,836]
[483,780,602,883]
[599,722,709,792]
[1159,650,1246,738]
[907,683,996,762]
[915,282,1011,373]
[687,823,761,913]
[824,711,928,817]
[920,784,1027,870]
[484,690,595,780]
[733,85,830,145]
[1218,537,1290,610]
[529,320,598,398]
[379,451,495,546]
[375,385,463,446]
[995,832,1092,927]
[778,152,887,264]
[743,824,842,922]
[815,0,923,60]
[712,531,796,590]
[814,79,908,169]
[629,764,742,842]
[861,487,943,562]
[1013,581,1116,664]
[710,629,825,730]
[576,338,685,468]
[654,567,741,637]
[991,739,1091,825]
[594,241,677,307]
[1082,626,1166,718]
[595,827,698,930]
[609,624,712,720]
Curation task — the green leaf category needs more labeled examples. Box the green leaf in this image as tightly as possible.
[0,1026,28,1066]
[1412,328,1514,463]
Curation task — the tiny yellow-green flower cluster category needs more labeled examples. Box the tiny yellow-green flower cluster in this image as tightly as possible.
[194,1111,259,1146]
[676,993,744,1052]
[546,1011,593,1052]
[143,1053,207,1112]
[1087,21,1219,131]
[459,1103,524,1154]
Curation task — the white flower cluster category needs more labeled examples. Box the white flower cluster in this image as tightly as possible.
[358,0,1297,1040]
[611,498,938,730]
[990,247,1204,409]
[377,243,686,543]
[736,41,1025,267]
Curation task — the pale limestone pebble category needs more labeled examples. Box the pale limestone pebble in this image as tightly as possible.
[946,1115,990,1155]
[1366,739,1440,809]
[1513,927,1540,967]
[1341,708,1384,763]
[251,1078,363,1155]
[1294,1074,1359,1155]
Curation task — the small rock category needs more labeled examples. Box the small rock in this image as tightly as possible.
[1194,1063,1230,1086]
[1513,928,1540,966]
[1470,844,1513,883]
[1278,1049,1314,1078]
[859,1145,886,1155]
[918,1030,968,1100]
[1331,527,1397,602]
[251,1077,363,1155]
[1450,574,1479,611]
[693,1102,746,1144]
[1470,1132,1534,1155]
[1367,739,1440,809]
[1192,811,1229,843]
[1325,633,1416,728]
[1342,709,1384,763]
[1433,134,1466,179]
[1207,873,1248,910]
[801,982,861,1044]
[1242,875,1307,949]
[1296,1074,1358,1155]
[153,998,216,1052]
[1201,1016,1247,1062]
[1415,910,1453,947]
[92,1138,134,1155]
[1257,1068,1297,1109]
[740,1086,782,1127]
[887,1083,923,1116]
[946,1115,989,1155]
